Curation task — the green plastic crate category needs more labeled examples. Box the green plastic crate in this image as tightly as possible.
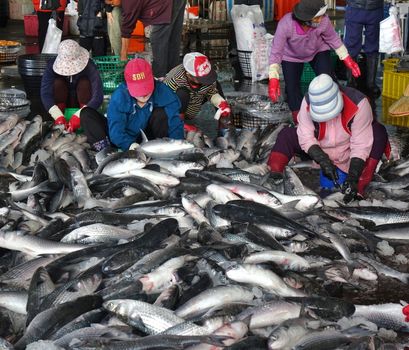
[301,51,338,94]
[93,56,130,94]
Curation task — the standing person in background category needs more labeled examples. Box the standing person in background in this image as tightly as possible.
[120,0,187,79]
[76,0,108,56]
[105,0,121,55]
[41,40,104,135]
[344,0,384,98]
[268,0,360,124]
[32,0,67,51]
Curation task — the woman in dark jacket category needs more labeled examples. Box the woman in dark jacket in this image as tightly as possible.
[41,39,104,135]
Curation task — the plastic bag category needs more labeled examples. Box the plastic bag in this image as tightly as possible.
[251,33,273,82]
[379,7,404,54]
[42,18,62,54]
[231,5,266,51]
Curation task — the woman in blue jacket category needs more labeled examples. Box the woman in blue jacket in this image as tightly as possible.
[81,58,184,151]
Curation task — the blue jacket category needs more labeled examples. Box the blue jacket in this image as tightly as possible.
[41,58,104,111]
[107,81,183,150]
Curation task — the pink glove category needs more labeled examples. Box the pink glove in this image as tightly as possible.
[343,56,361,78]
[67,114,81,133]
[218,100,231,118]
[269,78,280,103]
[54,116,67,128]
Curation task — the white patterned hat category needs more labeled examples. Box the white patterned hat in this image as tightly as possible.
[53,39,89,76]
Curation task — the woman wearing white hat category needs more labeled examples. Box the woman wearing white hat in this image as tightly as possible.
[267,74,390,203]
[41,39,104,134]
[268,0,360,124]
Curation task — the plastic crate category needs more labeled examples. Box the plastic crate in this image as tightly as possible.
[93,56,128,94]
[24,14,38,36]
[383,58,399,72]
[237,50,252,78]
[382,70,409,100]
[382,97,409,127]
[300,51,338,86]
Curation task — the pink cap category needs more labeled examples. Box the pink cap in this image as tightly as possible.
[124,58,154,98]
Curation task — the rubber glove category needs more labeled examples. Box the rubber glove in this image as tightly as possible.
[343,56,361,78]
[268,78,280,103]
[49,105,67,128]
[341,157,366,203]
[67,112,81,133]
[54,116,67,128]
[217,100,231,118]
[129,142,139,150]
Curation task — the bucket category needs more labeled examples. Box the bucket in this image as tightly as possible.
[320,168,347,189]
[64,108,77,121]
[237,50,252,78]
[18,54,57,99]
[64,108,83,134]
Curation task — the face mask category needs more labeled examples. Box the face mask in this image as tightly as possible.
[305,21,320,28]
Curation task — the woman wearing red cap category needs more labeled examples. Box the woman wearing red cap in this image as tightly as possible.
[80,58,183,151]
[164,52,230,131]
[268,0,360,124]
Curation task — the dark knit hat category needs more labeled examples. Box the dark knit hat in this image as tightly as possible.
[293,0,327,21]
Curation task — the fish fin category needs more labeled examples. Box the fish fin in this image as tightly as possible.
[258,172,271,186]
[280,199,302,209]
[140,129,148,144]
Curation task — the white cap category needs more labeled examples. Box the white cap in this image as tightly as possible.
[183,52,217,85]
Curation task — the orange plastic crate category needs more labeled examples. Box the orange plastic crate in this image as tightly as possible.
[274,0,298,21]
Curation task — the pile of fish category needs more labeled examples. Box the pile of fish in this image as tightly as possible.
[0,113,408,349]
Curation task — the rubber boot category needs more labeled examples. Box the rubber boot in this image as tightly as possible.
[267,151,289,173]
[291,110,299,125]
[357,157,379,196]
[92,137,111,152]
[365,54,381,99]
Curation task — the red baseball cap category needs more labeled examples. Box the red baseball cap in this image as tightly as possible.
[183,52,217,85]
[124,58,154,98]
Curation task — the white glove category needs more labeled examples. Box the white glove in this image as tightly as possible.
[129,142,139,150]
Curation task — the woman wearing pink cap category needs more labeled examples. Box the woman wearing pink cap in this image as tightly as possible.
[81,58,183,151]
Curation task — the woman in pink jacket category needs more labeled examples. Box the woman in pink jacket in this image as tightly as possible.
[267,74,389,203]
